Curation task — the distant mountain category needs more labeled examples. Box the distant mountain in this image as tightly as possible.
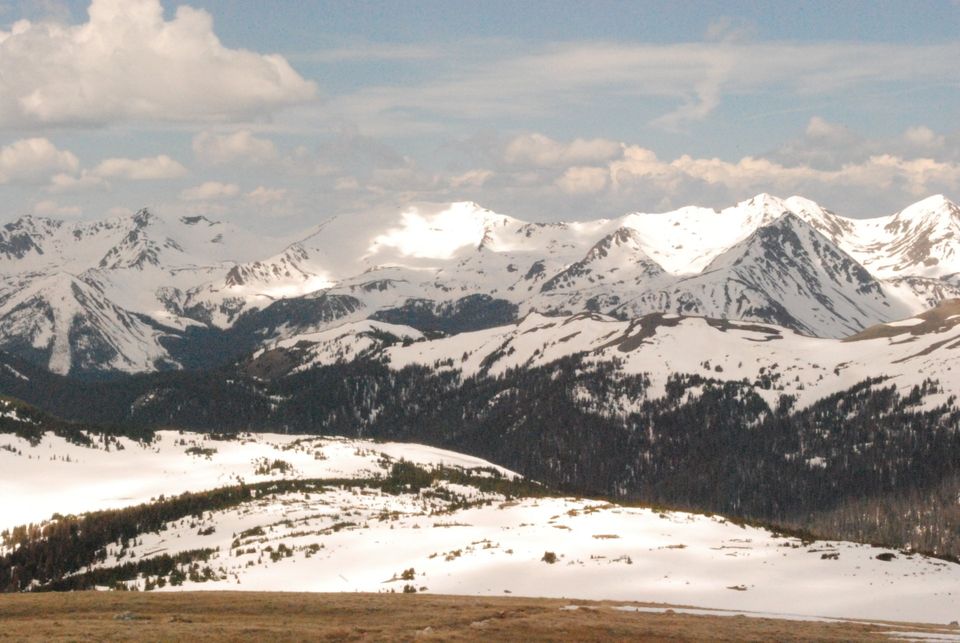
[1,194,959,376]
[0,208,282,374]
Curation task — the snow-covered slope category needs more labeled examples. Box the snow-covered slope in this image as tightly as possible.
[247,320,424,377]
[0,272,174,374]
[0,430,512,530]
[382,299,960,409]
[2,430,959,624]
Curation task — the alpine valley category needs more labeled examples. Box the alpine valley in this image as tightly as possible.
[4,194,960,628]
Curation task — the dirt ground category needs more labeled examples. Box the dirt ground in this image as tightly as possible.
[0,592,953,641]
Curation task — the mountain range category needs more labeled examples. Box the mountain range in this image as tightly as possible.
[2,193,960,377]
[4,193,960,612]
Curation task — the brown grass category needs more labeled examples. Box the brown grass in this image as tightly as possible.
[0,592,951,641]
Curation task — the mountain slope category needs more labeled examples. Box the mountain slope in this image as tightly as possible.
[0,272,175,375]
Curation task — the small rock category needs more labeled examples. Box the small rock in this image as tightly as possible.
[113,611,140,621]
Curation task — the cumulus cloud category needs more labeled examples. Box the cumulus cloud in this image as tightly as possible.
[0,138,78,183]
[0,0,316,127]
[91,155,187,181]
[774,117,958,172]
[193,130,279,166]
[180,181,239,201]
[504,133,621,167]
[555,166,609,194]
[903,126,945,150]
[48,172,107,193]
[603,145,960,198]
[422,130,960,219]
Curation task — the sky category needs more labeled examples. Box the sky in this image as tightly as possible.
[0,0,958,231]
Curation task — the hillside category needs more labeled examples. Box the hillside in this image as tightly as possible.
[3,428,960,625]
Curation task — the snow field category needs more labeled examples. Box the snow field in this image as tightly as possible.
[3,429,960,624]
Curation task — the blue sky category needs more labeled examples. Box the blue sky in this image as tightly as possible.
[0,0,958,230]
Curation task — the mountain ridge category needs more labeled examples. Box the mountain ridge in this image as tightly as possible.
[1,193,958,376]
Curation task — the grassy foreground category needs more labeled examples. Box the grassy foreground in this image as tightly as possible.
[0,592,954,641]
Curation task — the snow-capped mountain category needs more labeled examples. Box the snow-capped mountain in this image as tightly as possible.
[844,195,960,279]
[0,209,287,374]
[621,213,899,337]
[1,193,960,376]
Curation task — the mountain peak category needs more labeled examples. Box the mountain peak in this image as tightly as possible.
[742,192,789,210]
[4,213,63,232]
[885,195,960,237]
[132,208,156,228]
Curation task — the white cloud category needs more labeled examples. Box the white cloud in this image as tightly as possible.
[32,199,81,217]
[433,131,960,219]
[903,126,944,150]
[504,133,622,168]
[92,155,187,181]
[245,186,286,204]
[556,166,608,194]
[0,137,78,183]
[193,130,278,166]
[48,172,107,192]
[0,0,316,127]
[180,181,239,201]
[597,144,960,201]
